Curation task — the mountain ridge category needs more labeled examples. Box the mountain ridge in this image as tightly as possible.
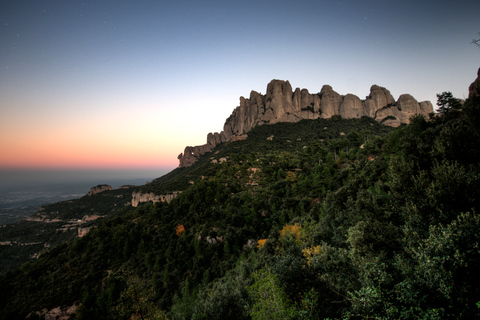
[178,80,433,167]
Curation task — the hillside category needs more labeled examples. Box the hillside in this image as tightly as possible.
[0,116,391,275]
[0,186,134,273]
[143,116,392,195]
[0,70,479,319]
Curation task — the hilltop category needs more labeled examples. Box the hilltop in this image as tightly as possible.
[178,80,433,168]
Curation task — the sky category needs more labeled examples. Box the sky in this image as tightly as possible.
[1,0,479,174]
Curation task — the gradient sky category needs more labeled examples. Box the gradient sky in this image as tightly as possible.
[1,0,479,171]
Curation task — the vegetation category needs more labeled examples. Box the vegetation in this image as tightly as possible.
[1,92,479,319]
[0,187,133,273]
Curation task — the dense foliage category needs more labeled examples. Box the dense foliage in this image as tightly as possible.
[0,187,133,273]
[1,94,479,319]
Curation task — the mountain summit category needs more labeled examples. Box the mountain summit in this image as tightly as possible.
[178,80,433,167]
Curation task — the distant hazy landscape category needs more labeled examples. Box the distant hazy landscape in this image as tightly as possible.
[0,169,169,224]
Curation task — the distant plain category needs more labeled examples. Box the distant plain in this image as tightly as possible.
[0,169,168,224]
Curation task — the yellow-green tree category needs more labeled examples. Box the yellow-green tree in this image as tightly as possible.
[247,267,295,320]
[280,223,302,241]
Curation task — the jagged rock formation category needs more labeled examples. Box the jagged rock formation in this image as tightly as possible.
[87,184,112,196]
[178,145,215,168]
[178,80,434,167]
[469,67,480,98]
[131,191,181,207]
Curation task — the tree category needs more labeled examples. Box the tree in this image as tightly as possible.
[247,267,296,320]
[114,271,167,320]
[413,212,480,316]
[176,224,185,237]
[436,91,461,115]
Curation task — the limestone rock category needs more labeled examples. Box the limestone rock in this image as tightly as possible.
[340,94,365,119]
[207,132,225,147]
[419,101,434,114]
[395,94,422,123]
[319,85,342,118]
[30,304,79,320]
[221,90,266,141]
[265,80,294,121]
[375,106,402,127]
[177,79,434,167]
[87,184,112,196]
[231,133,248,141]
[293,88,306,112]
[469,67,480,98]
[397,94,422,113]
[178,144,214,168]
[131,191,181,207]
[78,227,92,238]
[365,85,396,118]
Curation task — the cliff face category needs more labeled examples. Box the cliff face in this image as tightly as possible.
[87,184,112,196]
[131,191,181,207]
[178,80,434,167]
[469,67,480,98]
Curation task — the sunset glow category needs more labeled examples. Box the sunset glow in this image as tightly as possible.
[1,1,479,171]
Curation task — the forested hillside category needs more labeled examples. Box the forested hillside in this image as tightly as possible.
[1,90,479,319]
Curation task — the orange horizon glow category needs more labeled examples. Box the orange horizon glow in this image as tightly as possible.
[0,86,211,173]
[0,114,186,171]
[0,151,179,170]
[0,162,178,171]
[0,139,180,170]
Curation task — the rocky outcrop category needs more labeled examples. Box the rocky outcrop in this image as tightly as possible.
[29,304,78,320]
[469,67,480,98]
[78,227,91,238]
[87,184,112,196]
[177,80,434,167]
[131,191,181,207]
[178,144,215,168]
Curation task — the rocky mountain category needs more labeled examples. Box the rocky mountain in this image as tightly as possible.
[178,80,433,167]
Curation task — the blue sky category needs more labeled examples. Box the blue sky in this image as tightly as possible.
[1,0,479,171]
